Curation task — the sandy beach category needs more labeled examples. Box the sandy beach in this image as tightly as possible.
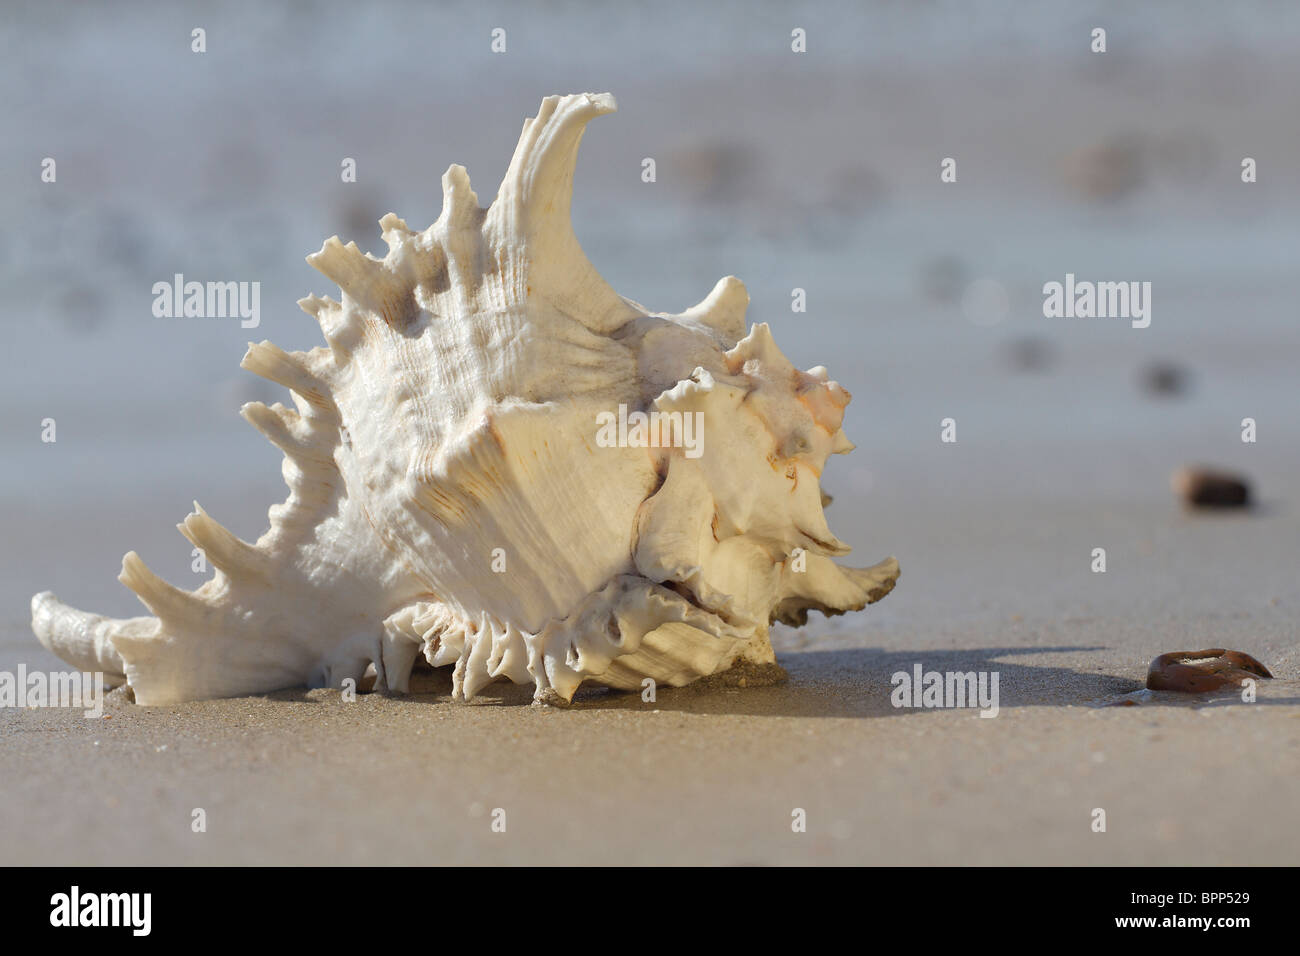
[4,487,1297,866]
[2,1,1298,867]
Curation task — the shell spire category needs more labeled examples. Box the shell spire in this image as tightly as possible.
[484,93,639,335]
[31,93,898,706]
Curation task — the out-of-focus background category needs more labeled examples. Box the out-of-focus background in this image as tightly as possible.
[3,1,1298,621]
[1,1,1298,865]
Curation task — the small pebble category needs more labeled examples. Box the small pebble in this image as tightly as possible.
[1172,466,1251,509]
[1146,648,1272,693]
[1140,361,1191,396]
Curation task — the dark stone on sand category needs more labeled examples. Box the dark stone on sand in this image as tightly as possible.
[1172,466,1251,509]
[1146,648,1273,693]
[1140,361,1190,396]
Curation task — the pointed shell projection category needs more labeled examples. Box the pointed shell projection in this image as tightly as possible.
[31,93,899,706]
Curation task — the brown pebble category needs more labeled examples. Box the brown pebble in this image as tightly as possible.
[1146,648,1273,693]
[1172,466,1251,509]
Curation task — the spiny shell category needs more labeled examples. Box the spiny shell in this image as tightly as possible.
[31,93,899,706]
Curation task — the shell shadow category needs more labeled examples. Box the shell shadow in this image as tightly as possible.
[562,645,1129,718]
[258,646,1297,716]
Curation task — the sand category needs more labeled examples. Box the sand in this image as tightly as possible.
[4,491,1297,866]
[3,0,1298,867]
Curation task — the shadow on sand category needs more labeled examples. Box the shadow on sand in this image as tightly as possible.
[241,644,1298,718]
[557,644,1130,718]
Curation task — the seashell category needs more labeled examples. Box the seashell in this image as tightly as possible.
[30,93,899,706]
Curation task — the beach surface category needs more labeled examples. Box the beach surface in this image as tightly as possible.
[3,487,1297,866]
[2,1,1298,865]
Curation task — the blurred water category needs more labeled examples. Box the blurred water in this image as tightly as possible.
[2,0,1298,595]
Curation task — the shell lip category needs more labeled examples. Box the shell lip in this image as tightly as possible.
[656,577,753,638]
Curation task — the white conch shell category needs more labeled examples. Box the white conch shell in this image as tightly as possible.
[31,92,899,706]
